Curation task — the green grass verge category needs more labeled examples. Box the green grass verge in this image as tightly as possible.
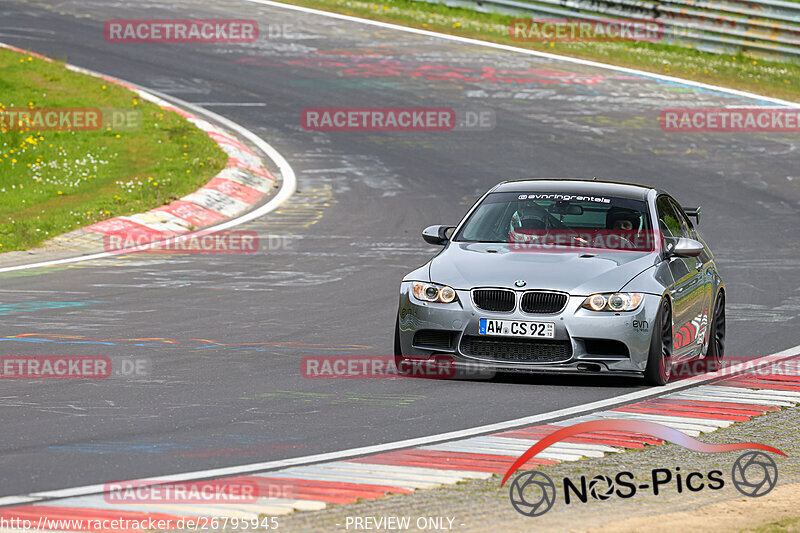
[281,0,800,102]
[0,47,228,252]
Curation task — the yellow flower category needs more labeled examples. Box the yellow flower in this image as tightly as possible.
[452,22,461,28]
[57,191,63,195]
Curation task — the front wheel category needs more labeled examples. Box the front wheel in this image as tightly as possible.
[644,299,673,386]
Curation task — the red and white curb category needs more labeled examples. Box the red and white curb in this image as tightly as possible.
[0,43,278,256]
[1,360,798,528]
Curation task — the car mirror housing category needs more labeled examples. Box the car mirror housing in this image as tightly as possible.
[422,225,454,245]
[670,237,704,258]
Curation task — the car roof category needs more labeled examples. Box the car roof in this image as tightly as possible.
[492,179,653,201]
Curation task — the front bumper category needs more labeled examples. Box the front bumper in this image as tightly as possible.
[397,282,661,376]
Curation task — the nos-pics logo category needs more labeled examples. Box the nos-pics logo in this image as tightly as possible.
[502,420,784,517]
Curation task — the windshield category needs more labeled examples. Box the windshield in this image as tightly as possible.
[454,192,654,250]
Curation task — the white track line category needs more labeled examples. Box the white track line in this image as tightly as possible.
[2,343,796,508]
[245,0,798,107]
[0,63,297,274]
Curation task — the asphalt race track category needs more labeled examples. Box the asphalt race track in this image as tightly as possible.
[0,0,798,498]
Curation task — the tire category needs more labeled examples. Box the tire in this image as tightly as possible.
[706,291,725,368]
[644,299,673,386]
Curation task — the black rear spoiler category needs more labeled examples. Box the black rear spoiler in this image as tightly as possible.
[682,206,701,223]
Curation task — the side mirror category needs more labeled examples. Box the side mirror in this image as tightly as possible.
[682,206,701,224]
[670,237,704,258]
[422,225,454,245]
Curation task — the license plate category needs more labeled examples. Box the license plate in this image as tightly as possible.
[479,318,555,338]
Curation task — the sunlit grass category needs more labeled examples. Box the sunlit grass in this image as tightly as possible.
[0,47,227,251]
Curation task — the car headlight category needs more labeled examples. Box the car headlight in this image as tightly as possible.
[582,292,644,312]
[412,282,458,303]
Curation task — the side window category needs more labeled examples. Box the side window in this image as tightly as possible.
[656,196,682,238]
[669,199,695,238]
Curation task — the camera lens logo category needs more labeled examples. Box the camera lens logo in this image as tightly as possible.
[732,451,778,497]
[509,471,556,516]
[587,475,615,500]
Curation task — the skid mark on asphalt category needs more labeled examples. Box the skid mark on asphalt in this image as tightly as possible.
[242,390,426,407]
[265,185,333,229]
[728,300,800,323]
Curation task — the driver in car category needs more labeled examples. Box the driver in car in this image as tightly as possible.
[606,207,640,231]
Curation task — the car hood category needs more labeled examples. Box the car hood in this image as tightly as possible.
[428,242,657,295]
